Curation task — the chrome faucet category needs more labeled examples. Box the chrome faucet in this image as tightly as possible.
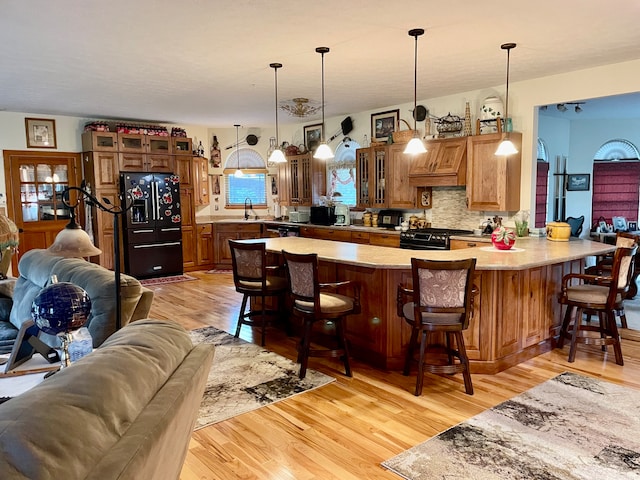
[244,198,253,220]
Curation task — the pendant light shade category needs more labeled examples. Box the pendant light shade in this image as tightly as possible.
[495,42,518,156]
[313,47,334,160]
[48,215,102,258]
[404,28,427,155]
[233,124,244,177]
[268,62,287,164]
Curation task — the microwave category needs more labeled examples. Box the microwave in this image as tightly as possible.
[310,206,336,225]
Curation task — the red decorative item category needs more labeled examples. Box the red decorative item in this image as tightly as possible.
[491,226,516,250]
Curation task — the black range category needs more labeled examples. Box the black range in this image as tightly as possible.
[400,227,474,250]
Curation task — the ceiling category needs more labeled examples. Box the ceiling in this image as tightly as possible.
[1,0,639,128]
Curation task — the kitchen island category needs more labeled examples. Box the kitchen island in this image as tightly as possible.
[246,236,615,374]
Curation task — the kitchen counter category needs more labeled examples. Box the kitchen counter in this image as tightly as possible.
[243,236,614,373]
[249,235,613,271]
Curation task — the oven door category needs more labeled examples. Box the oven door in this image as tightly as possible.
[399,243,447,250]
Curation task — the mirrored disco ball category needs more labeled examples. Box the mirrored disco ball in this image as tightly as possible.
[31,282,92,336]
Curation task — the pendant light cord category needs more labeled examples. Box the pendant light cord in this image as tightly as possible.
[235,124,240,170]
[501,43,516,132]
[316,47,330,142]
[270,63,282,147]
[408,29,425,132]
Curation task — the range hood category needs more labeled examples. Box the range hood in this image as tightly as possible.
[408,137,467,187]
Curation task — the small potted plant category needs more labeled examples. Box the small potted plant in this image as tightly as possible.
[491,226,516,250]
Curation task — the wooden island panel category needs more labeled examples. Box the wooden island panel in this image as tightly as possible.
[247,236,612,374]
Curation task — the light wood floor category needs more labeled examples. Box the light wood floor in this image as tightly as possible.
[147,270,640,480]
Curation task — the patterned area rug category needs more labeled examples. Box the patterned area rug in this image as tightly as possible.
[139,274,197,286]
[382,372,640,479]
[206,269,232,274]
[190,326,334,429]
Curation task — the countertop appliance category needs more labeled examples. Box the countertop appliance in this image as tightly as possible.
[310,206,336,225]
[400,227,474,250]
[334,203,350,226]
[120,172,183,279]
[288,210,310,223]
[377,209,403,228]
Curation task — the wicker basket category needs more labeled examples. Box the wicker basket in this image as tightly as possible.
[392,119,418,143]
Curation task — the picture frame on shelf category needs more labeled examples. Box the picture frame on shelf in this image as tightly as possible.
[304,123,323,153]
[566,174,590,191]
[612,216,627,232]
[25,118,57,149]
[628,221,637,232]
[371,109,399,142]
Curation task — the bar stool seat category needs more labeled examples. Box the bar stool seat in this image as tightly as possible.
[282,250,360,379]
[558,243,637,365]
[397,257,477,396]
[229,240,288,346]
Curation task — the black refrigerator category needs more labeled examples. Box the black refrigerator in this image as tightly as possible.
[120,172,183,279]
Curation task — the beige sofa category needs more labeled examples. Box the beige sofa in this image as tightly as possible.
[0,249,154,352]
[0,319,215,480]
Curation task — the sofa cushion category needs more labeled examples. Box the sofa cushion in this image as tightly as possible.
[0,319,214,480]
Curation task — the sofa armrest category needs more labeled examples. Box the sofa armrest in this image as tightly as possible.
[130,287,154,322]
[0,278,16,300]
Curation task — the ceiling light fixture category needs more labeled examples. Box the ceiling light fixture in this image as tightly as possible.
[234,124,244,178]
[313,47,334,160]
[574,104,582,113]
[557,103,567,112]
[268,63,286,164]
[280,97,321,118]
[495,42,518,156]
[404,28,427,155]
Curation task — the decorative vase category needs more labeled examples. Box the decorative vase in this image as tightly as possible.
[491,226,516,250]
[463,102,472,136]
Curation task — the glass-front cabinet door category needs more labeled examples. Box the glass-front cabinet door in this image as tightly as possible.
[20,163,71,222]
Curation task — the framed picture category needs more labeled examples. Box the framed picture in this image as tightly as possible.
[25,118,57,148]
[628,221,637,231]
[566,174,590,191]
[417,186,432,208]
[612,216,627,232]
[304,123,323,152]
[371,109,399,142]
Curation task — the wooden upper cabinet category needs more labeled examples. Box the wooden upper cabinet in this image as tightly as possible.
[82,131,118,152]
[356,146,388,208]
[194,156,210,205]
[117,133,171,154]
[286,153,313,206]
[466,132,522,211]
[409,137,467,186]
[83,151,119,189]
[387,143,416,208]
[277,160,291,205]
[171,137,192,155]
[174,156,194,189]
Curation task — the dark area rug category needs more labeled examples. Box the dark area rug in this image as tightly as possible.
[139,274,197,286]
[190,326,334,429]
[382,372,640,479]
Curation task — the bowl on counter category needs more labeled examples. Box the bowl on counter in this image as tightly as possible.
[394,226,402,231]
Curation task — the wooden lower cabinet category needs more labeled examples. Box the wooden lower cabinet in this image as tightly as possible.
[213,223,262,268]
[300,226,400,247]
[196,224,214,267]
[450,239,487,249]
[369,232,400,247]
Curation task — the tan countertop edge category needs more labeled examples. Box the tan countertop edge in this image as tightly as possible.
[247,236,615,271]
[195,217,401,235]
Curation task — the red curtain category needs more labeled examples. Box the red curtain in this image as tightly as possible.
[592,161,640,227]
[535,161,549,228]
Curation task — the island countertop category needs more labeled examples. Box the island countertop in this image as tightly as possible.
[247,236,614,271]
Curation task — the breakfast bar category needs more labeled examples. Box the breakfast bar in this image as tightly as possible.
[249,236,615,374]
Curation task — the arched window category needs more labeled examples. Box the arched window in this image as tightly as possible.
[223,148,267,207]
[591,139,640,228]
[326,138,360,207]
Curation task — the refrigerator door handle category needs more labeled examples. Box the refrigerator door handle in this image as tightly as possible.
[133,241,182,249]
[151,182,158,221]
[160,227,181,232]
[132,229,154,234]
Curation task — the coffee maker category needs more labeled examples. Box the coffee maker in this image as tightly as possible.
[334,203,350,226]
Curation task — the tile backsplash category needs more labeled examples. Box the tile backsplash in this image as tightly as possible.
[430,187,485,230]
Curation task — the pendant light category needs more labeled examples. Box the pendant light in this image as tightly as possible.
[233,124,244,177]
[404,28,427,155]
[313,47,334,160]
[495,42,518,156]
[268,62,287,164]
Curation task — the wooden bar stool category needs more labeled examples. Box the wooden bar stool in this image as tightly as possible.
[282,250,360,379]
[397,257,477,396]
[558,244,637,365]
[229,240,288,346]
